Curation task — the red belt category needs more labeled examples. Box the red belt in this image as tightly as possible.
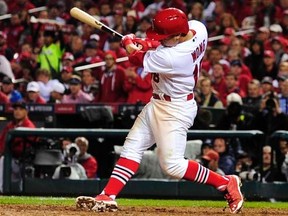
[152,93,194,102]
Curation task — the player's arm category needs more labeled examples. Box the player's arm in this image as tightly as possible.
[122,34,160,67]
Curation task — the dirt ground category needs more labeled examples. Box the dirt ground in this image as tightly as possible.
[0,204,288,216]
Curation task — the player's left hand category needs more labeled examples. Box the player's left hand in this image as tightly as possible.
[121,34,136,47]
[132,38,160,51]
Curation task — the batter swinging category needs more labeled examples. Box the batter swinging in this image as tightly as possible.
[76,8,244,214]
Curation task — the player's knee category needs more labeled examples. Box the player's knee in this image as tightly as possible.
[159,158,186,178]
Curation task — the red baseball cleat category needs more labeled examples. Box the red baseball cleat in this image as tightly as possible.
[76,194,118,212]
[224,175,244,213]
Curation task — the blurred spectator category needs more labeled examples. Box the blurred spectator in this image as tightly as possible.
[46,2,66,24]
[204,16,219,46]
[0,76,23,103]
[262,50,278,80]
[142,0,164,18]
[94,50,127,103]
[80,23,96,45]
[282,152,288,182]
[59,66,74,93]
[80,67,99,100]
[82,41,103,67]
[123,66,153,104]
[229,37,251,60]
[251,90,288,144]
[4,13,25,53]
[24,81,46,104]
[61,52,75,68]
[198,77,223,108]
[47,81,65,103]
[0,102,36,192]
[35,68,60,102]
[7,0,35,13]
[229,59,252,96]
[213,137,236,175]
[0,102,36,157]
[281,10,288,37]
[124,14,138,35]
[196,141,213,162]
[242,79,262,114]
[255,26,271,50]
[89,34,105,58]
[218,13,239,36]
[269,36,288,66]
[212,0,226,26]
[261,76,274,95]
[254,0,282,27]
[75,137,98,179]
[135,16,152,38]
[125,0,145,19]
[211,62,226,97]
[37,25,65,79]
[220,72,245,107]
[216,93,253,131]
[61,75,93,104]
[70,35,84,64]
[254,145,285,182]
[269,24,283,38]
[111,10,125,36]
[98,0,114,27]
[203,47,228,76]
[244,40,265,81]
[218,37,231,58]
[281,140,288,181]
[235,152,259,182]
[187,2,205,22]
[0,90,9,103]
[201,149,225,175]
[0,31,14,61]
[104,36,129,68]
[278,61,288,78]
[275,138,288,178]
[278,79,288,114]
[161,0,186,12]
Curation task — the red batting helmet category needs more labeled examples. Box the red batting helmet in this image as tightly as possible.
[146,8,189,41]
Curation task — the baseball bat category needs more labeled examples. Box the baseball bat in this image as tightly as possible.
[70,7,123,39]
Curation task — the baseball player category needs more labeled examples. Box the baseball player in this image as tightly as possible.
[76,8,244,214]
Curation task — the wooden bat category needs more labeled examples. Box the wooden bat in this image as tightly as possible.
[70,7,123,39]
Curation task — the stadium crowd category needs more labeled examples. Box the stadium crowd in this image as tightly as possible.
[1,0,288,183]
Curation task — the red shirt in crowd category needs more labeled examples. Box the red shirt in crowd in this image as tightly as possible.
[8,0,35,13]
[0,91,9,103]
[78,155,98,179]
[123,67,153,104]
[0,117,35,157]
[94,66,127,103]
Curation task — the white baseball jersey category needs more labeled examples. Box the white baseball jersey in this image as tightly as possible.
[143,20,208,98]
[121,20,208,179]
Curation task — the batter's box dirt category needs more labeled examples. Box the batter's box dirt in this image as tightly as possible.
[0,204,287,216]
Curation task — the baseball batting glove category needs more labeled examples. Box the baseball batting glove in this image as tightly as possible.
[121,33,136,47]
[132,38,160,51]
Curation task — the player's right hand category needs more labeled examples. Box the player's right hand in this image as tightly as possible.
[121,34,136,47]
